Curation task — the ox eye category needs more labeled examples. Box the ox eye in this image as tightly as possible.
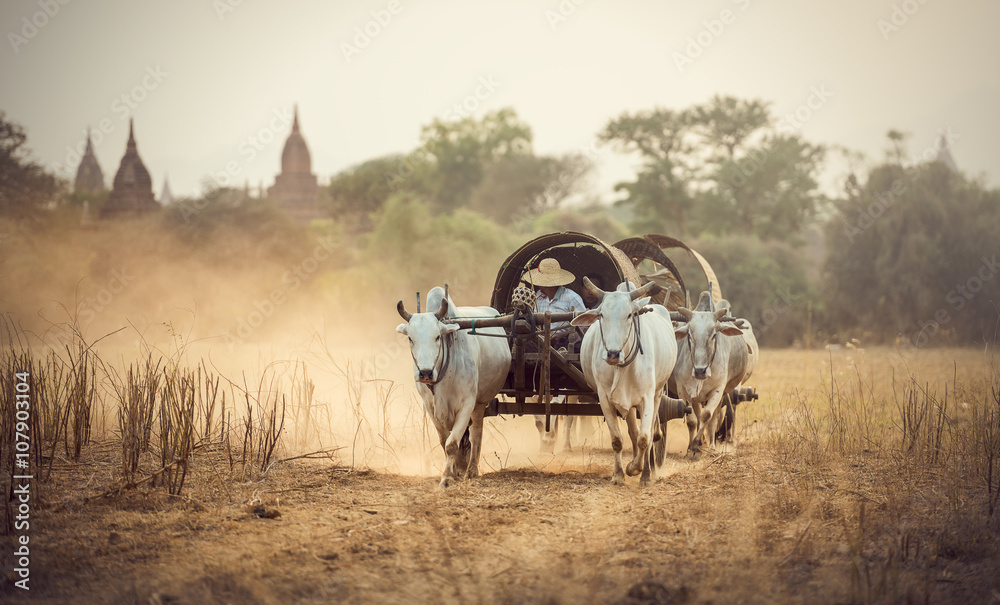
[408,338,413,345]
[435,336,440,342]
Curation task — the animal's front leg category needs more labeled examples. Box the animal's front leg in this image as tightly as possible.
[466,403,486,479]
[636,393,655,487]
[443,399,477,484]
[694,389,726,452]
[624,407,642,476]
[686,399,702,458]
[432,420,457,488]
[562,412,575,452]
[598,392,626,485]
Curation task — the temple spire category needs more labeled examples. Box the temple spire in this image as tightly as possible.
[74,125,105,193]
[101,118,158,219]
[269,103,318,223]
[160,174,174,205]
[935,133,958,173]
[127,118,136,149]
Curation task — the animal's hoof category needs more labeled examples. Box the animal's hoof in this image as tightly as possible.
[625,461,642,476]
[467,466,479,479]
[640,477,652,488]
[439,476,454,488]
[611,474,625,486]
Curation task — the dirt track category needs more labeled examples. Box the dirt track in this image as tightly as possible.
[8,348,1000,604]
[14,439,997,604]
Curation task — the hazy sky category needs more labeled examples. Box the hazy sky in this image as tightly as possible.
[2,0,998,200]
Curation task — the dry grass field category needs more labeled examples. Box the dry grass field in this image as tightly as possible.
[2,341,999,604]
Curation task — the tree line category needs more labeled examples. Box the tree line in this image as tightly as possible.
[1,101,997,348]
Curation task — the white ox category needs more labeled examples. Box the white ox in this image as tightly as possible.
[705,313,759,442]
[670,291,752,454]
[396,287,511,488]
[572,279,677,487]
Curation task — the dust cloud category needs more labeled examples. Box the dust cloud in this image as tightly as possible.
[1,216,611,477]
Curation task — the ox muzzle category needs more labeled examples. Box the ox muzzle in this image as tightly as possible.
[693,367,710,380]
[417,369,435,383]
[605,350,622,365]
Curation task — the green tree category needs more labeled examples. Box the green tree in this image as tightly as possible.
[0,112,62,220]
[161,185,309,267]
[468,152,591,225]
[419,108,533,212]
[684,235,818,347]
[326,154,421,230]
[600,96,826,241]
[690,95,771,161]
[365,192,515,303]
[824,135,1000,346]
[700,134,826,240]
[599,107,693,235]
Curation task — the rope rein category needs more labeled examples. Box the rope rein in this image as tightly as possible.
[409,326,453,393]
[596,306,647,368]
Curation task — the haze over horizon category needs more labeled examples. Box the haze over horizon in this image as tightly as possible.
[2,0,998,201]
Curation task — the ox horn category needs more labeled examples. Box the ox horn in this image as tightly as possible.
[397,300,413,322]
[675,307,694,321]
[582,276,607,299]
[708,282,715,313]
[434,297,449,320]
[630,280,658,301]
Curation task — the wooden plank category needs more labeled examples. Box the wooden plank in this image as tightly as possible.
[536,337,591,391]
[513,335,525,407]
[542,312,551,432]
[486,400,605,417]
[445,312,576,331]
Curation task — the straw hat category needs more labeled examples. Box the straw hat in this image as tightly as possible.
[521,258,576,287]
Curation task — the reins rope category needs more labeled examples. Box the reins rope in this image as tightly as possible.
[596,306,649,368]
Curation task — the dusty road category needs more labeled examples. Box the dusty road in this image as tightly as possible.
[18,439,997,604]
[9,348,1000,604]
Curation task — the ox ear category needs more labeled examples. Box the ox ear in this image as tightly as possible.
[674,323,689,341]
[570,309,600,327]
[440,323,459,335]
[396,323,409,335]
[631,296,651,309]
[718,322,743,337]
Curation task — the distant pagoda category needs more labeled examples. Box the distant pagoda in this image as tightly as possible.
[100,119,159,219]
[74,128,105,193]
[160,176,174,205]
[935,133,958,173]
[268,105,319,223]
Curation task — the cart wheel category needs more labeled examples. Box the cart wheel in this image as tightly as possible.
[715,400,736,442]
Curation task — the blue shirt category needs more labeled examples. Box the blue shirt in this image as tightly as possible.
[534,287,585,330]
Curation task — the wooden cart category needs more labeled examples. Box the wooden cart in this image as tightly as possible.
[443,231,755,449]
